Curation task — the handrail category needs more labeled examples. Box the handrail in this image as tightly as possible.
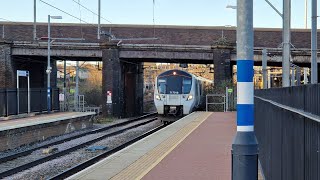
[255,96,320,123]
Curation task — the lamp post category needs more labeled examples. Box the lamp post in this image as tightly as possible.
[232,0,258,179]
[47,15,62,113]
[311,0,317,84]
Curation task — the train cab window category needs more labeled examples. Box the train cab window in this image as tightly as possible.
[182,78,192,94]
[158,79,166,94]
[157,70,192,94]
[167,76,182,94]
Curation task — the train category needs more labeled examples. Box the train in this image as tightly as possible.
[154,69,212,120]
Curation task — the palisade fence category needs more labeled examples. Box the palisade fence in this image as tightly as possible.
[255,84,320,180]
[0,88,60,117]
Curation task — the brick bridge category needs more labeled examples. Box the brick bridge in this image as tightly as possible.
[0,22,319,117]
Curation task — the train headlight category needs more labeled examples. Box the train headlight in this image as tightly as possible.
[187,95,193,101]
[156,95,161,100]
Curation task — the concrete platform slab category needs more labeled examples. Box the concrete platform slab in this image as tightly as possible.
[67,112,212,180]
[0,112,95,151]
[67,111,264,180]
[143,112,236,180]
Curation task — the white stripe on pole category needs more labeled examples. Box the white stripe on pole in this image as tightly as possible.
[237,126,254,132]
[237,82,254,104]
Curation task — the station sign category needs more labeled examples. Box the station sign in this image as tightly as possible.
[59,93,65,102]
[107,90,112,104]
[17,70,29,77]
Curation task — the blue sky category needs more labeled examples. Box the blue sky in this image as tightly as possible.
[0,0,314,28]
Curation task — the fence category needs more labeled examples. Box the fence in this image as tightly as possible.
[255,84,320,180]
[206,94,226,112]
[0,88,60,117]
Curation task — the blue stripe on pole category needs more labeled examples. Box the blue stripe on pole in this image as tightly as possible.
[237,104,254,126]
[237,60,254,82]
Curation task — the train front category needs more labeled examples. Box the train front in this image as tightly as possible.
[154,70,195,116]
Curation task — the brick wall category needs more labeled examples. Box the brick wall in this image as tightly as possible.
[0,23,314,48]
[0,44,14,88]
[214,49,232,85]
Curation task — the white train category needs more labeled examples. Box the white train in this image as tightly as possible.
[154,69,212,119]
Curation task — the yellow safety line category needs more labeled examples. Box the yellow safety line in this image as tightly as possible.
[110,112,212,180]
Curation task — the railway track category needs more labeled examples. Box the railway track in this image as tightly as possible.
[0,113,159,179]
[49,124,165,180]
[0,112,157,164]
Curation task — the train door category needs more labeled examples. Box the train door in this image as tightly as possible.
[196,80,201,107]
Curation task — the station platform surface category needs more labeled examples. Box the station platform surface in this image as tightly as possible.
[68,111,245,180]
[0,112,95,131]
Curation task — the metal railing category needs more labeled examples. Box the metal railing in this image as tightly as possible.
[255,84,320,180]
[84,107,101,115]
[206,94,226,112]
[78,95,85,112]
[0,88,60,117]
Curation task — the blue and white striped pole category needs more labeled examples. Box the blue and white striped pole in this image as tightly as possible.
[232,0,258,179]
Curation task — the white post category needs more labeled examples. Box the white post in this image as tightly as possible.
[47,15,51,112]
[225,87,229,112]
[98,0,101,39]
[17,72,19,114]
[291,66,295,86]
[27,72,30,113]
[304,68,309,84]
[33,0,37,41]
[305,0,308,29]
[74,61,79,111]
[262,48,268,89]
[311,0,318,84]
[2,25,4,39]
[282,0,291,87]
[268,69,271,88]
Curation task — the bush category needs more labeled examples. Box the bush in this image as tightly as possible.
[83,88,102,107]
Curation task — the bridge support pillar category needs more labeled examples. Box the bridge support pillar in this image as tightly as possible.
[0,44,14,88]
[213,49,232,86]
[123,62,143,117]
[102,47,144,118]
[102,48,123,118]
[135,63,144,115]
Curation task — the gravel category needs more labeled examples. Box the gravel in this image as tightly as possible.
[0,124,103,158]
[0,117,135,159]
[3,119,162,180]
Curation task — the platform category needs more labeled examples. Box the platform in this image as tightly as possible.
[68,111,255,180]
[0,112,95,151]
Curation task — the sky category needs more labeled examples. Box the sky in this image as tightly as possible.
[0,0,315,29]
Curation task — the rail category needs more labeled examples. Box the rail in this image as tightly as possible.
[255,96,320,123]
[0,113,158,178]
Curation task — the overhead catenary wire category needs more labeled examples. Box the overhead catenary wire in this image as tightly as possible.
[39,0,97,28]
[71,0,112,23]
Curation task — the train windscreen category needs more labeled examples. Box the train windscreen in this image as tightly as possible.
[157,70,192,94]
